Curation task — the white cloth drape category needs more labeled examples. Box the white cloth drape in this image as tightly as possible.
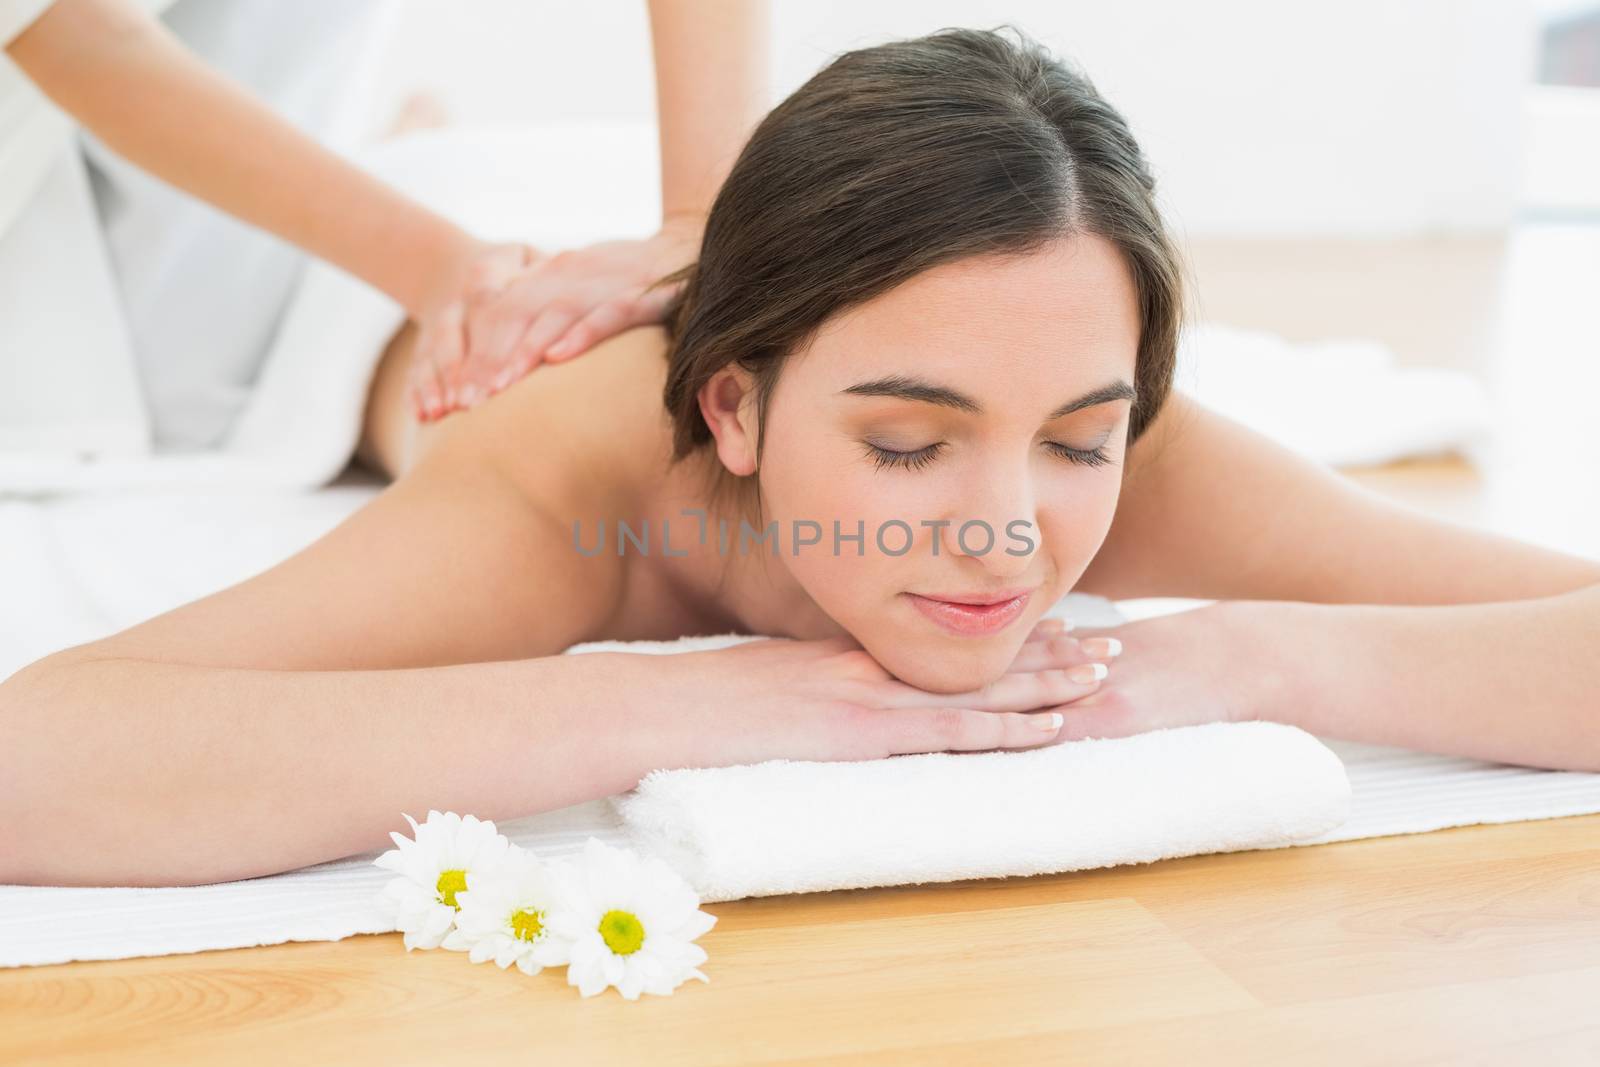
[0,0,397,459]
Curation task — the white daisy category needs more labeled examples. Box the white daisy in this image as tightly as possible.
[440,846,571,975]
[545,837,718,1000]
[373,810,513,951]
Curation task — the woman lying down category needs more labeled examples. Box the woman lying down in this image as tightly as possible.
[3,27,1598,888]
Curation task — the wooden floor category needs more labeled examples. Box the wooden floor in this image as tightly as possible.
[3,814,1599,1065]
[3,225,1598,1064]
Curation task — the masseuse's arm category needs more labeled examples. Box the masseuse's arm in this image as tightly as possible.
[1079,389,1600,770]
[4,0,497,321]
[409,0,774,417]
[646,0,770,224]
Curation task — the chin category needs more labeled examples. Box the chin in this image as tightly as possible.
[866,633,1019,696]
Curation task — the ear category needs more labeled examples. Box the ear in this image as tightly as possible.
[696,363,761,477]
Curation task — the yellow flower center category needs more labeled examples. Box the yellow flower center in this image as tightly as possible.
[435,868,468,909]
[510,907,546,942]
[598,909,645,955]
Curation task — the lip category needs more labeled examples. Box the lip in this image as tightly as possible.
[904,589,1034,637]
[914,586,1037,606]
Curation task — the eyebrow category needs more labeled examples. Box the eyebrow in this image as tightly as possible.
[840,374,1137,420]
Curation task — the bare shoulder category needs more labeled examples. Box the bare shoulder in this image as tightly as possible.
[1075,387,1285,601]
[428,324,677,520]
[1076,385,1600,605]
[33,328,680,675]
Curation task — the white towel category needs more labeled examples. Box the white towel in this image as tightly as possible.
[613,719,1350,902]
[1173,321,1495,469]
[0,122,1491,495]
[7,587,1600,969]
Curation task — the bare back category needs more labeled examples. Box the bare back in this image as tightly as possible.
[32,322,730,682]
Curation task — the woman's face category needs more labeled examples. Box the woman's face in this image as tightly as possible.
[729,233,1142,693]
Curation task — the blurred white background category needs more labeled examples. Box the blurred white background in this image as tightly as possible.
[369,0,1600,238]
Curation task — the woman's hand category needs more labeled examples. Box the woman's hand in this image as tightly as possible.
[1041,601,1273,743]
[632,616,1125,771]
[406,215,703,421]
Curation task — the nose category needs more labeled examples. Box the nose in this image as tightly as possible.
[938,457,1039,580]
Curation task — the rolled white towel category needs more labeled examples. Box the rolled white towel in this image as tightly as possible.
[611,720,1351,903]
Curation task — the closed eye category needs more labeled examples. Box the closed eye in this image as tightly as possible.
[863,440,1113,471]
[1044,441,1114,468]
[863,441,944,472]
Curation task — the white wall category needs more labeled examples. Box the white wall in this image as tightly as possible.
[373,0,1540,238]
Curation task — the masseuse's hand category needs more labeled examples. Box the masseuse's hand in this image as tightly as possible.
[406,238,539,422]
[407,215,703,422]
[1040,601,1271,743]
[631,616,1123,772]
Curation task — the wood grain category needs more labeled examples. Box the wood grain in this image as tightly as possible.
[3,815,1598,1065]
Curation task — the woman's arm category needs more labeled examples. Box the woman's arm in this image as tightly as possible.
[0,647,683,886]
[645,0,770,223]
[0,334,1110,885]
[0,418,640,884]
[394,1,773,415]
[1079,389,1600,604]
[1068,390,1600,770]
[5,0,489,320]
[1233,585,1600,771]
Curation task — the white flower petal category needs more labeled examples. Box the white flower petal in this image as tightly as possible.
[602,951,626,987]
[531,938,571,968]
[416,905,455,944]
[372,845,406,873]
[674,909,717,942]
[381,817,714,1000]
[648,940,708,971]
[569,956,608,998]
[568,935,603,967]
[467,832,509,871]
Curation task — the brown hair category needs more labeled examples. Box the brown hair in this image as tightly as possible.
[653,24,1189,518]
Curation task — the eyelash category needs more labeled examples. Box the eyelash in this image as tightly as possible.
[864,440,1113,472]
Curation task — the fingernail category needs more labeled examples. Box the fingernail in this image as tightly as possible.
[1035,712,1064,732]
[460,384,483,405]
[545,338,573,358]
[1068,662,1108,684]
[1081,637,1122,658]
